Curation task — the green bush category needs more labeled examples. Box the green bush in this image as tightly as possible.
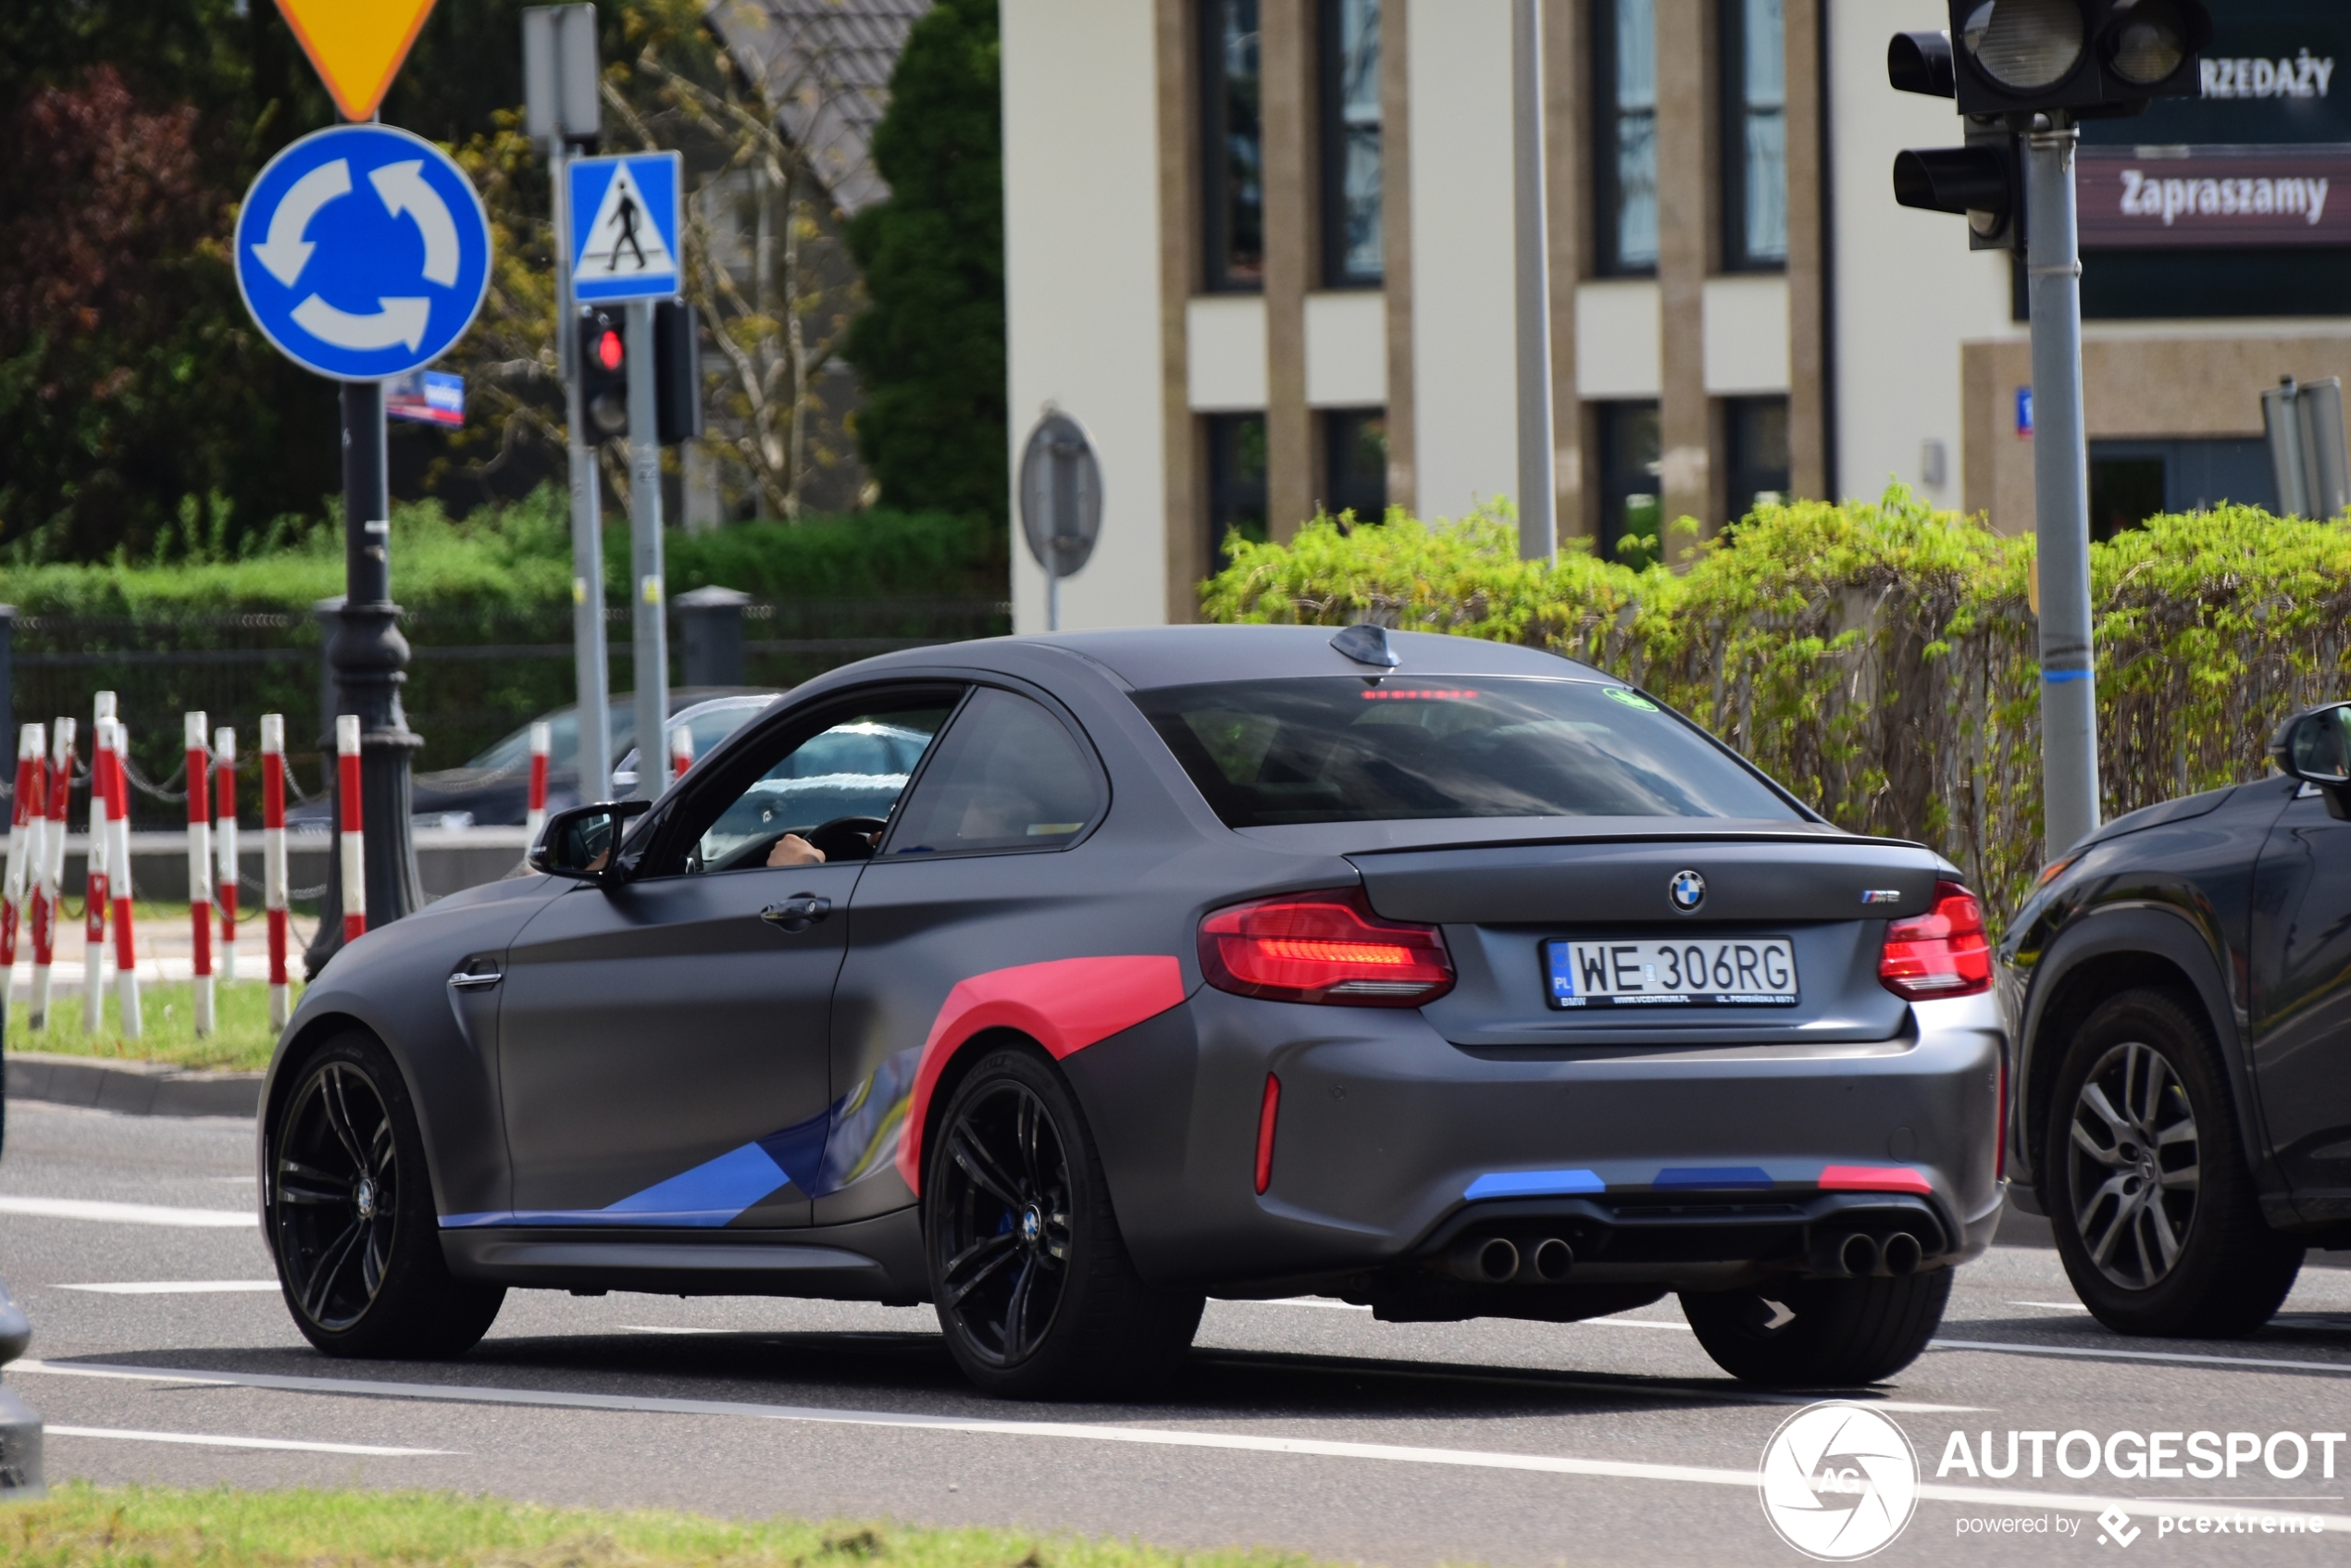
[1201,490,2351,919]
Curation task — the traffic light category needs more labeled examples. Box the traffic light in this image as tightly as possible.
[653,299,702,446]
[574,301,702,443]
[578,307,628,438]
[1936,0,2209,119]
[1888,3,2210,252]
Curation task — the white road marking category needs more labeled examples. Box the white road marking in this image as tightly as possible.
[0,1196,255,1228]
[57,1281,280,1295]
[1253,1297,1371,1311]
[10,1359,2325,1532]
[1933,1337,2351,1375]
[2007,1300,2093,1313]
[1590,1316,1693,1332]
[618,1325,730,1334]
[46,1424,453,1457]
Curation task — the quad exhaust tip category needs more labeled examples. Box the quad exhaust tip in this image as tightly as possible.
[1836,1232,1880,1278]
[1881,1231,1922,1276]
[1453,1237,1520,1283]
[1531,1237,1575,1282]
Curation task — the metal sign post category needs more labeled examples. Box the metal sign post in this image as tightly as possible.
[566,150,683,800]
[1017,411,1103,632]
[233,122,488,972]
[2024,122,2100,862]
[525,4,612,803]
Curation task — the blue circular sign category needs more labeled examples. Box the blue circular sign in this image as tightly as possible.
[233,124,491,382]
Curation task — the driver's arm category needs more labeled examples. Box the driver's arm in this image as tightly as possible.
[765,833,826,867]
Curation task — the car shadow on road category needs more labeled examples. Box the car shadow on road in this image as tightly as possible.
[56,1328,1908,1424]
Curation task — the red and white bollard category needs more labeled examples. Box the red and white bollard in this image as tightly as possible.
[81,695,112,1034]
[526,719,551,846]
[215,727,238,984]
[670,723,693,783]
[261,714,290,1029]
[185,713,213,1038]
[36,719,71,1031]
[337,714,366,944]
[5,724,45,1019]
[99,717,141,1038]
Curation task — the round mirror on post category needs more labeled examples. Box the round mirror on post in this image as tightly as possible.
[1017,409,1103,632]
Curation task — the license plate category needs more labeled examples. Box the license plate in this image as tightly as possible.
[1545,938,1799,1008]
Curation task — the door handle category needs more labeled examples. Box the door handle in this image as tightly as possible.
[760,895,830,933]
[448,967,503,989]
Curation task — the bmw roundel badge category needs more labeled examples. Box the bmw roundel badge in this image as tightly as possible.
[1669,869,1707,912]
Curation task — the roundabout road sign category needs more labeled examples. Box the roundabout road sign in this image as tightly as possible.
[234,123,491,381]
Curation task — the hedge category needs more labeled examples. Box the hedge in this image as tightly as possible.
[1200,489,2351,920]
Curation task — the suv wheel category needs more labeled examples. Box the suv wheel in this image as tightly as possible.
[1681,1272,1949,1387]
[2045,989,2301,1338]
[268,1030,505,1358]
[925,1046,1202,1399]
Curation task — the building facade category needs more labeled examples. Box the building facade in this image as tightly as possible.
[1001,0,2351,633]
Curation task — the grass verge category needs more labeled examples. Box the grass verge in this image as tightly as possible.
[6,977,295,1073]
[1,1483,1325,1568]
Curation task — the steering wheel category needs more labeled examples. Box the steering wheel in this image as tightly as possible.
[804,815,890,863]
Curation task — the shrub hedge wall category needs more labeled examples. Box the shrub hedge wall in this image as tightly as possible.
[1200,489,2351,919]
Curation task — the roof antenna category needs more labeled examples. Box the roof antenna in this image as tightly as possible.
[1330,624,1399,668]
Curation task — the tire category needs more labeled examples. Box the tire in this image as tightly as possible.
[2043,989,2301,1338]
[1681,1272,1950,1388]
[267,1029,504,1359]
[925,1045,1203,1400]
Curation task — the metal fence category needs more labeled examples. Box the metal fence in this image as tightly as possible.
[0,597,1010,826]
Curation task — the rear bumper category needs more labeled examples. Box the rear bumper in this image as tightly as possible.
[1068,989,2006,1299]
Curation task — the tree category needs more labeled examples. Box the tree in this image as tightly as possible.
[843,0,1004,525]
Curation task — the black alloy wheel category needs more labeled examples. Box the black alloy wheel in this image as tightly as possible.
[936,1076,1075,1366]
[925,1047,1202,1399]
[276,1057,398,1330]
[2045,990,2302,1338]
[267,1031,505,1358]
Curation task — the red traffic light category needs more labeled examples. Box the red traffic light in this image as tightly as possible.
[594,329,623,371]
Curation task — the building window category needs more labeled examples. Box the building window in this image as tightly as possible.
[1721,0,1787,269]
[1319,0,1383,287]
[1596,401,1661,565]
[1723,396,1790,523]
[1201,0,1264,291]
[1207,413,1270,557]
[1322,408,1387,522]
[1592,0,1658,275]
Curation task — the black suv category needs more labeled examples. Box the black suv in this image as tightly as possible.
[2000,701,2351,1337]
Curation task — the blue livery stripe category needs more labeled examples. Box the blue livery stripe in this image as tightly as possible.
[1464,1168,1605,1200]
[1651,1165,1774,1189]
[596,1141,791,1225]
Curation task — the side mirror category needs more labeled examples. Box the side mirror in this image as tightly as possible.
[530,799,653,880]
[2270,703,2351,820]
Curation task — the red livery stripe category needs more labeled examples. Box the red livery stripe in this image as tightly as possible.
[895,955,1189,1191]
[1818,1164,1933,1195]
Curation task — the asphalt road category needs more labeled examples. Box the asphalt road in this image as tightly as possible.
[4,1098,2349,1567]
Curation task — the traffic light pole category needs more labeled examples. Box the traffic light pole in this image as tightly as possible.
[625,299,668,799]
[2023,120,2102,860]
[553,143,615,809]
[305,378,425,977]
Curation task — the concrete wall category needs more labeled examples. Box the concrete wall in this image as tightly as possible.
[1826,0,2015,513]
[1002,0,1168,633]
[1404,0,1522,521]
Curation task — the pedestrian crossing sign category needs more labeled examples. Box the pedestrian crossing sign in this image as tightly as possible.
[566,152,681,304]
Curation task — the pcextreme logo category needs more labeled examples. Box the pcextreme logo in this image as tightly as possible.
[1759,1402,1920,1560]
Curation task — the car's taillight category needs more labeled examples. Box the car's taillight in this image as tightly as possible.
[1200,889,1454,1007]
[1878,879,1993,1001]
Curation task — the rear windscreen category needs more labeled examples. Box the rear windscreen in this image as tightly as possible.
[1133,677,1799,827]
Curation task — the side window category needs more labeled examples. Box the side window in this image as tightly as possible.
[686,703,954,874]
[883,689,1106,856]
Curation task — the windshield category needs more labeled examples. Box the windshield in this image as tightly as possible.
[1133,677,1798,827]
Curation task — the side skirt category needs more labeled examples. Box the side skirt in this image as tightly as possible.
[439,1206,927,1303]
